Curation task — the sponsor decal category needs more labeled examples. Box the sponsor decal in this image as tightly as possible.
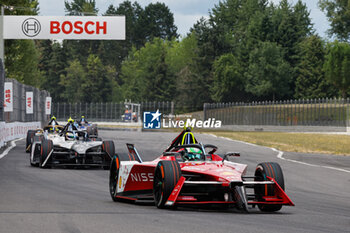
[50,20,106,35]
[45,97,52,115]
[22,18,41,37]
[3,16,125,40]
[26,92,33,114]
[4,82,13,112]
[130,172,154,182]
[144,110,222,129]
[221,171,235,176]
[163,118,221,128]
[143,110,161,129]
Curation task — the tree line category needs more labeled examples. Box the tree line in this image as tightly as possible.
[3,0,350,111]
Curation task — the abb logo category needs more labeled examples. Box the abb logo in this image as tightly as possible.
[50,21,107,35]
[46,101,50,109]
[27,97,32,108]
[5,89,11,105]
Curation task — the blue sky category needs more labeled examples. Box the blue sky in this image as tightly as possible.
[38,0,330,38]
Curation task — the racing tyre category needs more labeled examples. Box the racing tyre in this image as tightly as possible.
[254,162,284,212]
[102,141,115,169]
[87,127,93,136]
[92,124,98,136]
[26,130,36,153]
[109,154,130,201]
[30,135,43,167]
[153,160,182,209]
[39,139,53,169]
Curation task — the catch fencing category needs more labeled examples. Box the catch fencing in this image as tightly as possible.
[3,78,50,124]
[0,59,51,148]
[52,101,175,122]
[204,98,350,127]
[0,59,4,122]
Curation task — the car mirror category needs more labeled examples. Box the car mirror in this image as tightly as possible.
[222,152,240,161]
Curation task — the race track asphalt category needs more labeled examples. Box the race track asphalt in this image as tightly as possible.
[0,130,349,233]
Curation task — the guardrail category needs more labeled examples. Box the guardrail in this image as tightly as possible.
[204,99,350,127]
[52,101,175,122]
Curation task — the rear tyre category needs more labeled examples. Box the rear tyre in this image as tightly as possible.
[87,127,93,136]
[153,160,182,209]
[39,140,53,169]
[254,162,284,212]
[92,124,98,136]
[26,130,36,153]
[102,141,115,169]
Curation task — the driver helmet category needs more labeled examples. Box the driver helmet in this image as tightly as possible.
[183,147,203,161]
[51,116,56,120]
[81,116,85,121]
[65,132,76,141]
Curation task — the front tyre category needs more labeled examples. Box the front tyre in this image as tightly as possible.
[109,155,121,201]
[26,130,36,153]
[39,140,53,169]
[254,162,284,212]
[153,160,182,209]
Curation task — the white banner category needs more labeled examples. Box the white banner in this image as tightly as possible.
[4,82,13,112]
[26,92,34,114]
[3,16,125,40]
[0,121,41,148]
[45,97,52,115]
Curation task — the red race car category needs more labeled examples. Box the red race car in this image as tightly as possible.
[109,128,294,212]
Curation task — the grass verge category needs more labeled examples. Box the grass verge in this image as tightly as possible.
[201,131,350,156]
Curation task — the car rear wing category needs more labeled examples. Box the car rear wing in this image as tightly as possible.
[126,143,143,163]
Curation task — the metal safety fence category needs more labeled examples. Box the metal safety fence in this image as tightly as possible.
[204,99,350,127]
[52,101,175,122]
[0,59,4,122]
[2,78,50,124]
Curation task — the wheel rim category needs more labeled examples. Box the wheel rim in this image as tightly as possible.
[153,168,164,205]
[109,163,118,196]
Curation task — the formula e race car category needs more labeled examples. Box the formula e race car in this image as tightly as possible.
[29,129,114,169]
[26,125,64,153]
[109,128,294,212]
[77,122,98,137]
[76,116,98,136]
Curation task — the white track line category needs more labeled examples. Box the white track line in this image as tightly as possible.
[205,133,350,174]
[0,138,24,159]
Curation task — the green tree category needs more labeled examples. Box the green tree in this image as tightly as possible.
[60,59,85,102]
[64,0,98,15]
[64,0,99,65]
[138,2,178,43]
[211,53,245,102]
[245,42,293,100]
[100,1,144,71]
[167,34,211,110]
[81,54,114,102]
[121,38,175,101]
[295,36,337,99]
[41,42,68,102]
[3,0,42,87]
[323,41,350,98]
[319,0,350,41]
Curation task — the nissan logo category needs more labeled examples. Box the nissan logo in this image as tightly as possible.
[22,18,41,37]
